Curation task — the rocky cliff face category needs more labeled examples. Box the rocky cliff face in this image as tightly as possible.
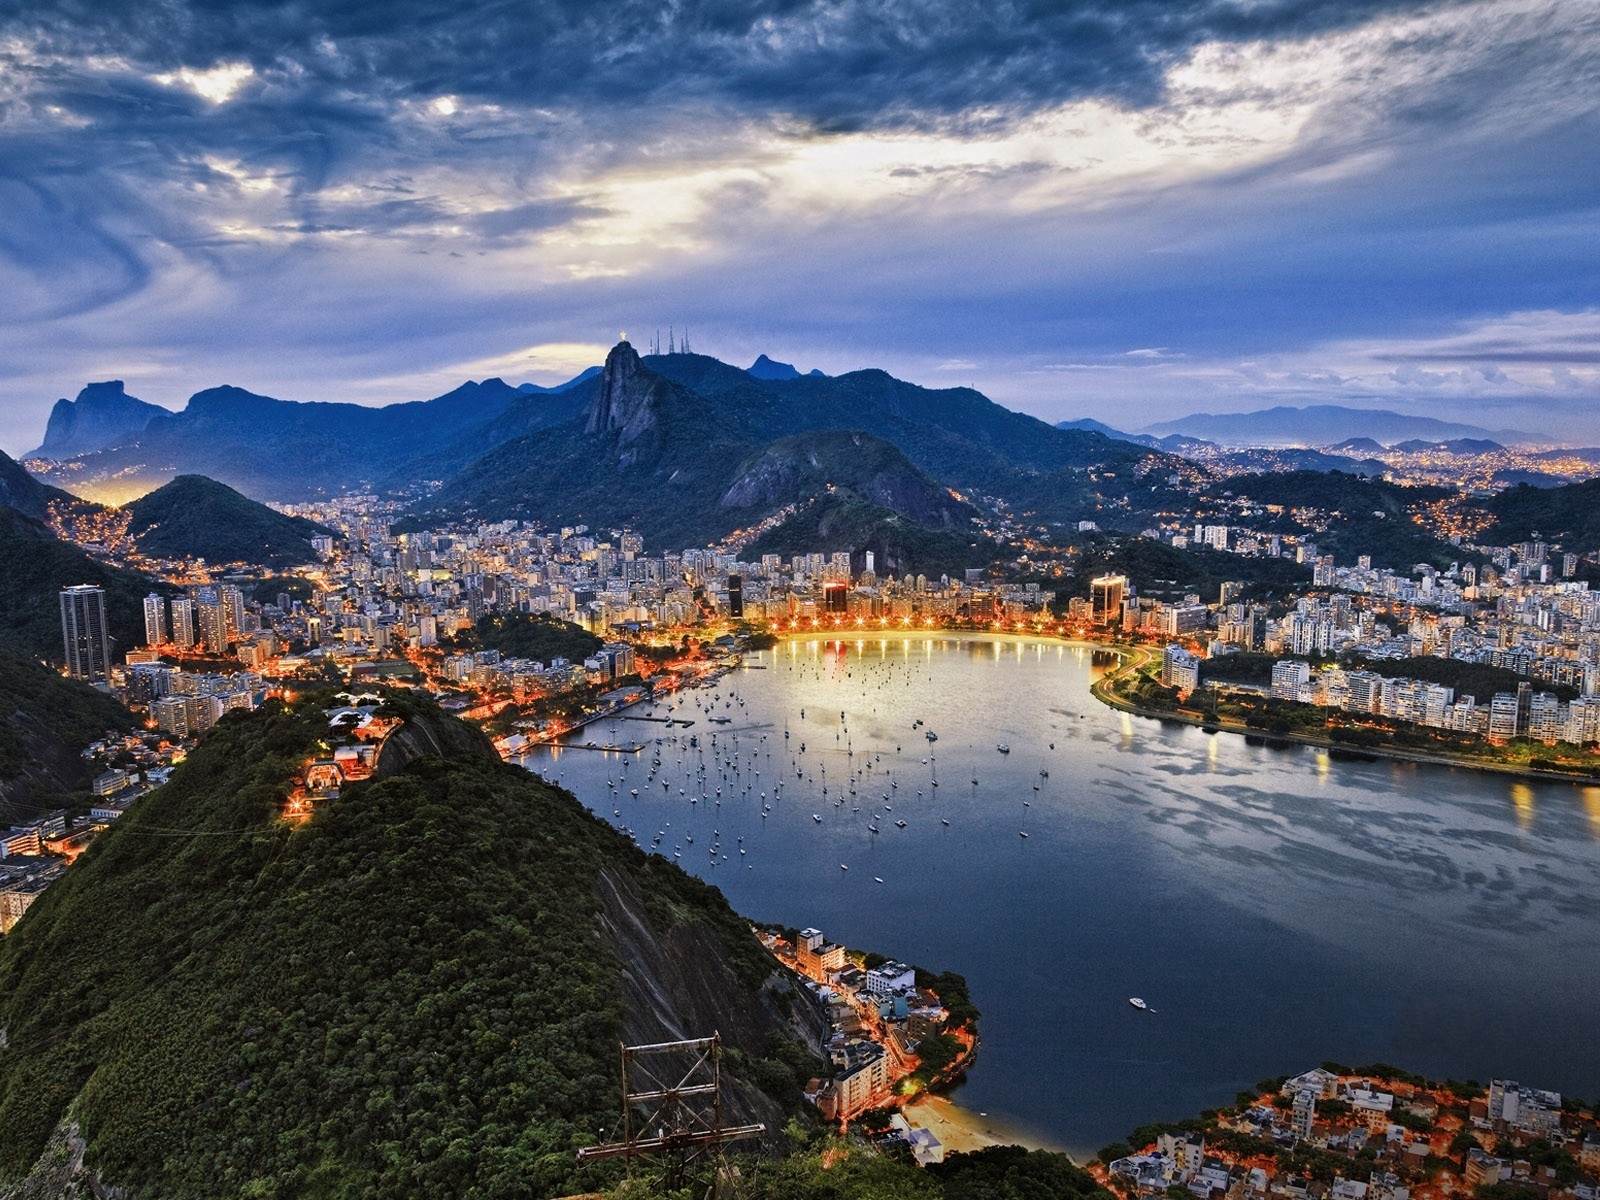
[594,866,831,1140]
[373,708,500,777]
[28,383,166,461]
[583,341,664,460]
[720,430,972,530]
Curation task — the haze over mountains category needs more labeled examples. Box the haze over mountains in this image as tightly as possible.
[1140,406,1539,448]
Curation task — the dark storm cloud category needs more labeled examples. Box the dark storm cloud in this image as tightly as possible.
[12,0,1443,131]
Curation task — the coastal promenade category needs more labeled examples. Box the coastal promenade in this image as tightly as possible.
[1088,641,1600,786]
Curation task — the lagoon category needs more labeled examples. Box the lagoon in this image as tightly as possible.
[527,635,1600,1157]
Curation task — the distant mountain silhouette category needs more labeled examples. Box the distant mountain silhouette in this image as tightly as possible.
[28,382,169,460]
[747,354,802,381]
[1055,417,1140,441]
[29,379,527,502]
[516,366,600,394]
[29,344,1184,562]
[121,475,332,568]
[1331,437,1387,454]
[1144,405,1538,447]
[1390,438,1504,454]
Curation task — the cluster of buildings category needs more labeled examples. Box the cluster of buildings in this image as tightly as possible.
[0,752,170,929]
[1093,535,1600,750]
[437,641,636,698]
[1106,1067,1600,1200]
[1263,663,1600,745]
[762,927,954,1129]
[277,498,1008,638]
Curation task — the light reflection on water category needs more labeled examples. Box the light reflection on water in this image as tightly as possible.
[528,635,1600,1157]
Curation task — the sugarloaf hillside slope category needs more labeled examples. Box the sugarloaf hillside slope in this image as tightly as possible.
[0,692,825,1200]
[120,474,333,568]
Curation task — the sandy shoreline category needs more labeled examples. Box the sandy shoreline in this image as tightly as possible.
[901,1094,1070,1158]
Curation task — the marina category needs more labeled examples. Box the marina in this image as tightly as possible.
[525,633,1600,1157]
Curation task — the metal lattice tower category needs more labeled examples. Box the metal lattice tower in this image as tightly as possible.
[577,1033,764,1192]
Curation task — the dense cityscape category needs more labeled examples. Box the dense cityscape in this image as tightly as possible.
[2,1,1598,1197]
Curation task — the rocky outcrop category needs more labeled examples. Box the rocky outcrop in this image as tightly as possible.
[0,1121,128,1200]
[592,866,829,1139]
[374,710,500,778]
[720,430,971,530]
[28,383,165,461]
[583,341,664,459]
[746,354,801,381]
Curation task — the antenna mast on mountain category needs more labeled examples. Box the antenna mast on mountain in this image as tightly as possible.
[576,1034,763,1191]
[669,325,675,354]
[683,327,691,354]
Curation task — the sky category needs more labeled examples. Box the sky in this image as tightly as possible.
[1,0,1597,453]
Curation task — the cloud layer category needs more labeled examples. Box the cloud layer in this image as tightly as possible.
[0,0,1596,451]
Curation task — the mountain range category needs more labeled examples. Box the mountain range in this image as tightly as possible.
[1139,405,1538,448]
[21,345,1175,569]
[24,344,1177,568]
[405,340,1172,568]
[1065,408,1538,451]
[25,378,533,504]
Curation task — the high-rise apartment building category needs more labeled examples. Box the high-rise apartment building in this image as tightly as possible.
[1090,574,1127,626]
[220,584,246,641]
[169,597,197,650]
[197,601,228,652]
[143,593,168,646]
[60,585,112,683]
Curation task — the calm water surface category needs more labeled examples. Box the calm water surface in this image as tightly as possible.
[526,635,1600,1157]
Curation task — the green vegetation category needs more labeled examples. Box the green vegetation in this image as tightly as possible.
[1209,471,1460,569]
[1494,1139,1579,1186]
[121,475,332,568]
[915,967,980,1031]
[0,692,806,1198]
[446,611,602,663]
[1200,652,1282,686]
[910,1033,965,1086]
[1071,533,1309,602]
[0,644,134,812]
[728,1130,1112,1200]
[928,1145,1111,1200]
[250,576,319,607]
[0,505,173,662]
[1484,478,1600,551]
